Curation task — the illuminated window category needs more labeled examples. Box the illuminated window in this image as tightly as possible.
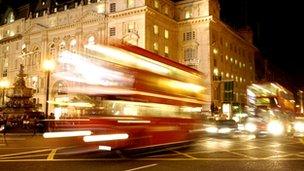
[231,74,234,79]
[153,42,158,51]
[213,68,219,76]
[164,29,169,39]
[225,55,228,60]
[250,66,253,70]
[221,72,224,78]
[154,0,159,8]
[240,77,243,82]
[64,5,67,10]
[236,76,238,82]
[110,27,116,36]
[185,11,191,19]
[239,62,242,68]
[230,58,233,63]
[128,22,135,32]
[42,1,45,5]
[35,12,39,18]
[7,11,15,23]
[184,48,196,61]
[235,59,237,65]
[110,3,116,12]
[226,73,229,78]
[97,3,105,13]
[54,7,57,13]
[153,25,158,34]
[88,36,95,45]
[165,46,169,55]
[243,63,245,67]
[164,6,169,14]
[70,39,77,49]
[127,0,134,8]
[213,48,218,55]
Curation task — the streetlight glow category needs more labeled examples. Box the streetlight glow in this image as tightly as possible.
[43,59,56,118]
[43,59,56,71]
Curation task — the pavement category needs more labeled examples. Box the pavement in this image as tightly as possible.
[1,134,304,170]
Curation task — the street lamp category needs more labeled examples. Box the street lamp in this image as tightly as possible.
[0,79,10,107]
[43,59,55,118]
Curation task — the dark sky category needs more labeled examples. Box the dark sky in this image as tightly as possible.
[219,0,303,88]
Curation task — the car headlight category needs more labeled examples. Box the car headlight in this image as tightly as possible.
[294,122,304,132]
[267,120,284,136]
[245,122,257,133]
[206,127,218,133]
[218,128,232,134]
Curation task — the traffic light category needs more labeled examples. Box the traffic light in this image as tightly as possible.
[224,81,234,102]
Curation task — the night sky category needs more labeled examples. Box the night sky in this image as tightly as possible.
[219,0,304,88]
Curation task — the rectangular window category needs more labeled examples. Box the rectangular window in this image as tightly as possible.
[165,46,169,56]
[164,6,169,15]
[154,0,159,8]
[128,22,134,33]
[183,31,196,41]
[153,42,158,51]
[185,11,191,19]
[164,29,169,39]
[110,27,116,36]
[127,0,135,8]
[153,25,158,35]
[110,3,116,12]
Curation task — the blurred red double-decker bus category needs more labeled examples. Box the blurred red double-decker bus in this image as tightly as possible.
[43,43,208,151]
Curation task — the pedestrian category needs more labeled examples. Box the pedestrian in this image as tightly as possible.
[48,113,55,132]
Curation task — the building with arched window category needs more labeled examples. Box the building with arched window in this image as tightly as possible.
[0,0,257,114]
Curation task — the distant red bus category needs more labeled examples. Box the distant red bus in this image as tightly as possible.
[43,44,208,150]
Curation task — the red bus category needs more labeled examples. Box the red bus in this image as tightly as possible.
[43,43,208,151]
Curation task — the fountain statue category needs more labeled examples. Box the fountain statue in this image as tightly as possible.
[3,64,40,117]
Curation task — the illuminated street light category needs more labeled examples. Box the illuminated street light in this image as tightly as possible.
[0,79,10,106]
[43,59,55,118]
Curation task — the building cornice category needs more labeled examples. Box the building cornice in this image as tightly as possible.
[178,15,213,26]
[145,7,178,26]
[212,17,258,50]
[108,6,147,19]
[0,34,22,44]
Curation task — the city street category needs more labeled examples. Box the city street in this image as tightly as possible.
[1,134,304,171]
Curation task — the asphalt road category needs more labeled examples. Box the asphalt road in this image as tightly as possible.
[1,134,304,171]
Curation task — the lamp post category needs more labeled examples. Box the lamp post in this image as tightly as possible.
[0,79,10,107]
[43,59,55,118]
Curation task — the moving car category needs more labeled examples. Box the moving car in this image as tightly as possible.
[205,119,238,137]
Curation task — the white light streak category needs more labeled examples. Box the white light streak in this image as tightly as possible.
[43,131,92,138]
[83,133,129,142]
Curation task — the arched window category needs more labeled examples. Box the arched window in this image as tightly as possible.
[70,39,77,52]
[184,47,198,68]
[32,46,41,65]
[7,11,15,23]
[59,41,66,51]
[88,36,95,45]
[49,43,56,58]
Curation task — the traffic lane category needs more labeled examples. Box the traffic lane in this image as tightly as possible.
[1,159,304,171]
[1,135,304,161]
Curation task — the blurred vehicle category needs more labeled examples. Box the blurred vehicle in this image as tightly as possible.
[43,43,209,151]
[205,119,238,137]
[292,116,304,137]
[245,83,295,137]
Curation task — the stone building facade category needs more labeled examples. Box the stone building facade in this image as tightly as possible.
[0,0,256,114]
